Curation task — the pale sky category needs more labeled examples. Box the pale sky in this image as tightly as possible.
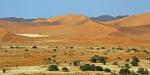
[0,0,150,18]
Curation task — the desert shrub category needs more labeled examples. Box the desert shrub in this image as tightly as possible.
[130,60,138,66]
[95,66,103,71]
[10,46,14,48]
[91,55,107,64]
[143,50,150,54]
[130,56,139,66]
[52,60,56,63]
[101,47,106,49]
[53,49,57,52]
[24,49,29,52]
[104,68,111,72]
[119,68,131,75]
[91,55,99,63]
[32,45,38,48]
[2,69,6,73]
[55,46,58,48]
[125,59,130,62]
[61,67,69,72]
[112,61,118,65]
[124,63,130,69]
[132,56,140,62]
[52,55,57,58]
[97,47,100,50]
[80,64,91,71]
[91,64,96,71]
[112,47,115,49]
[116,48,124,50]
[128,48,138,51]
[48,65,59,71]
[47,57,51,61]
[80,64,111,72]
[137,67,149,75]
[73,60,80,66]
[130,71,138,75]
[70,46,74,49]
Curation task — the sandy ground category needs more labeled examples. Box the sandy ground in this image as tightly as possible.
[0,60,150,75]
[0,42,149,75]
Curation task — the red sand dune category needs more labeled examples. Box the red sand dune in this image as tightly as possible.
[107,13,150,27]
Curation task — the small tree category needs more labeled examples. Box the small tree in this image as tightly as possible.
[48,65,59,71]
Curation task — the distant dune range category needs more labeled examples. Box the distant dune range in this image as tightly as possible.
[0,13,150,44]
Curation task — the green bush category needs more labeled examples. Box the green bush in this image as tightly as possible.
[130,56,139,66]
[80,64,108,72]
[48,65,59,71]
[130,60,138,66]
[91,64,96,71]
[80,64,91,71]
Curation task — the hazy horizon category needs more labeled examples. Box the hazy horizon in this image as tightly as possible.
[0,0,150,18]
